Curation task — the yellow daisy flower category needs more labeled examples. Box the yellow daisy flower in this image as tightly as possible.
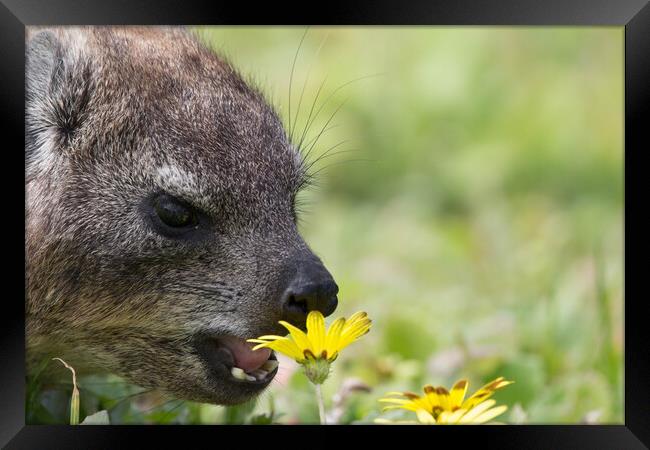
[247,310,371,384]
[377,377,514,425]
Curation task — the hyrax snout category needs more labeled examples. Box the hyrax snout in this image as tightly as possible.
[25,26,338,405]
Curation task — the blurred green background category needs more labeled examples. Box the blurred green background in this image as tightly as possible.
[29,27,624,424]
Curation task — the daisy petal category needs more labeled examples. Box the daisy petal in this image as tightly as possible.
[446,408,467,424]
[255,338,304,361]
[435,387,451,411]
[450,379,469,409]
[378,398,412,404]
[325,317,346,357]
[458,399,497,423]
[462,377,513,410]
[279,321,313,354]
[250,335,286,341]
[416,409,437,424]
[306,311,326,353]
[469,405,508,424]
[437,411,452,424]
[383,391,408,397]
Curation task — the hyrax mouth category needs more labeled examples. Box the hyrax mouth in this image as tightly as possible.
[217,336,279,383]
[196,334,279,385]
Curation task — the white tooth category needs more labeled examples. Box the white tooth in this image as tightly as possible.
[245,375,256,382]
[231,367,246,380]
[251,369,268,380]
[261,360,279,372]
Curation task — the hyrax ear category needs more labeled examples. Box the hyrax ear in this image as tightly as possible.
[26,29,94,166]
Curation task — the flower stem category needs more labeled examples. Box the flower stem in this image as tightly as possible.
[315,383,327,425]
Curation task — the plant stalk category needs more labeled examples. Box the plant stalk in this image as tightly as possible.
[53,358,79,425]
[315,383,327,425]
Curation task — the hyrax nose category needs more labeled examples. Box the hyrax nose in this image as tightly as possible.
[281,263,338,326]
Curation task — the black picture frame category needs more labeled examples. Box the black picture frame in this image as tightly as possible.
[2,0,648,447]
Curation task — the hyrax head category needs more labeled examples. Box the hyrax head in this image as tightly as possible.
[25,27,338,404]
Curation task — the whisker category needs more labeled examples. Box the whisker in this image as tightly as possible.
[302,97,350,164]
[297,75,329,150]
[308,157,376,179]
[302,141,355,174]
[299,122,340,154]
[288,27,309,142]
[290,30,330,141]
[300,147,364,191]
[270,377,288,389]
[297,72,383,153]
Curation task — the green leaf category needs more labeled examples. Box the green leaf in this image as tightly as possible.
[222,398,257,424]
[81,410,110,425]
[248,413,275,425]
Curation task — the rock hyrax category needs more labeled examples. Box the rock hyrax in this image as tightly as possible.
[26,26,338,405]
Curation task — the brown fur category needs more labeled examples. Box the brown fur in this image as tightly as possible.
[26,26,329,404]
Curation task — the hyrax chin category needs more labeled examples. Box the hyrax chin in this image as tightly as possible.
[25,26,339,405]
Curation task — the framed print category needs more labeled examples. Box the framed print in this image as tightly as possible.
[1,0,648,447]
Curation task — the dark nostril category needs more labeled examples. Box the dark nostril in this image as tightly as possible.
[286,294,309,316]
[281,279,339,325]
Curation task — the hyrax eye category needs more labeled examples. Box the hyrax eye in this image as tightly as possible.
[153,195,198,228]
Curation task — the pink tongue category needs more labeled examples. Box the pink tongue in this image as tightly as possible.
[220,336,271,372]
